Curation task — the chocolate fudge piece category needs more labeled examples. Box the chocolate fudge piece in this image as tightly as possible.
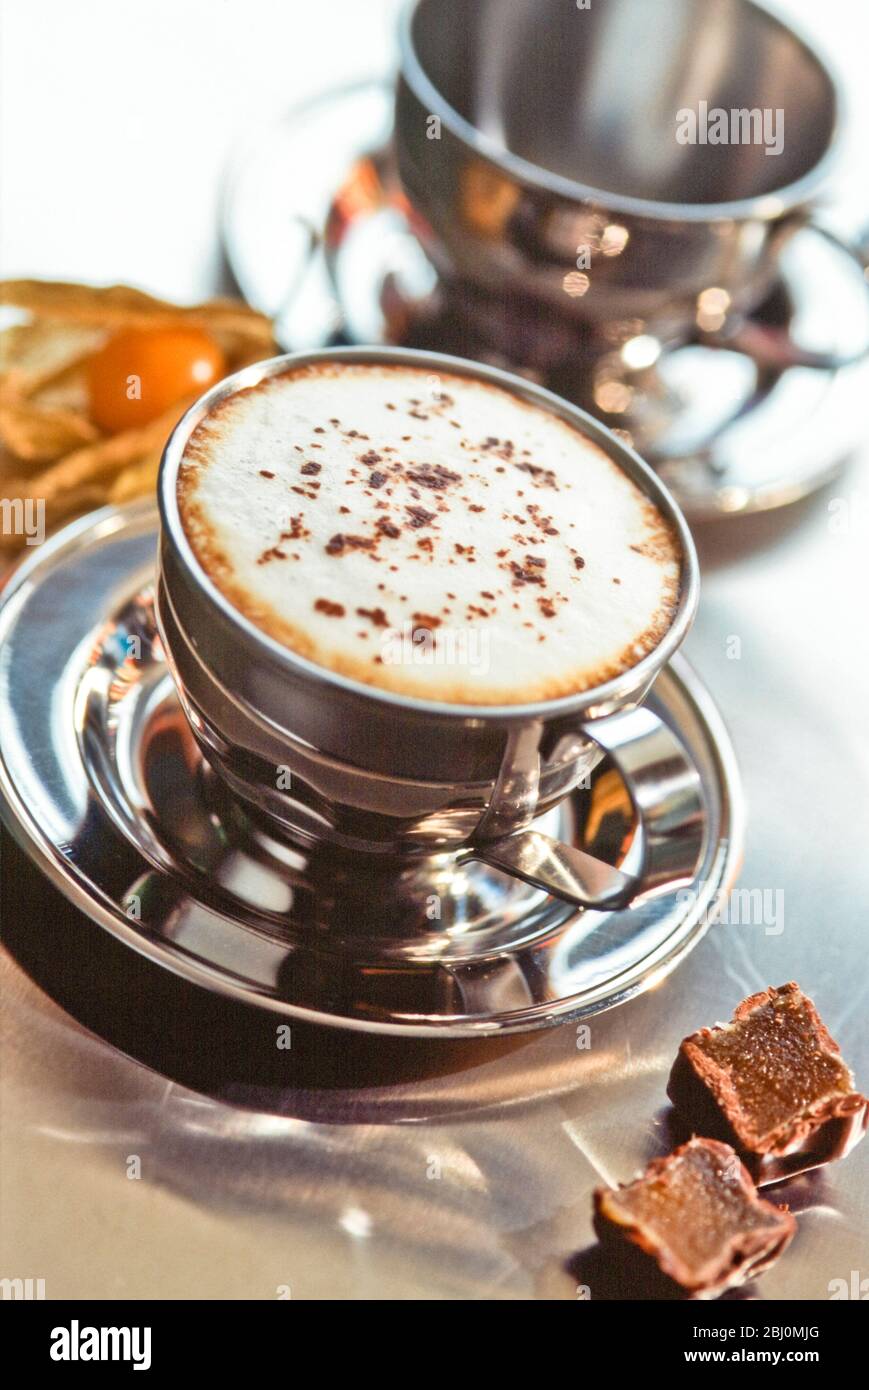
[594,1138,795,1299]
[668,983,868,1184]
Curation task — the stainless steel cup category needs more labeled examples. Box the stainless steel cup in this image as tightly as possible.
[156,346,704,910]
[395,0,867,371]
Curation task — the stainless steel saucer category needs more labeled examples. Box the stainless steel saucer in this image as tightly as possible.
[0,502,742,1037]
[220,80,869,521]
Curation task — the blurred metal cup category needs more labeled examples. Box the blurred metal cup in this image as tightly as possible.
[395,0,867,370]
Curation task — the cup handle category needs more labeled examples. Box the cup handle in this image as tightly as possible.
[702,222,869,373]
[468,706,706,911]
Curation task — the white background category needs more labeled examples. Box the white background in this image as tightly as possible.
[1,0,867,298]
[1,0,404,297]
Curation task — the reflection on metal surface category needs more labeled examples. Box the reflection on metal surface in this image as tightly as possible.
[696,287,732,333]
[562,271,590,299]
[601,225,630,258]
[221,82,869,521]
[0,504,740,1037]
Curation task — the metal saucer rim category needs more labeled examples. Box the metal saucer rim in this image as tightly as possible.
[0,502,744,1037]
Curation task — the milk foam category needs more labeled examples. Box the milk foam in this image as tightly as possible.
[177,364,681,704]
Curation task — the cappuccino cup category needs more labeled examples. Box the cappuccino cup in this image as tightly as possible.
[396,0,868,371]
[156,347,704,910]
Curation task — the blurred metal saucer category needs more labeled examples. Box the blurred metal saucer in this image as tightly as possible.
[221,80,869,522]
[0,503,742,1038]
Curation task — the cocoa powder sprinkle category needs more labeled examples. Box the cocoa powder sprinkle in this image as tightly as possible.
[325,533,376,556]
[356,606,389,627]
[406,463,462,491]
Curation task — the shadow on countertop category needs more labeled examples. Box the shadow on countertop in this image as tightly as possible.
[0,829,541,1115]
